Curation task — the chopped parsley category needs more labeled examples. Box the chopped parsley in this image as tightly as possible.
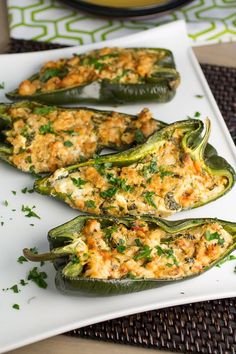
[143,191,157,209]
[25,156,32,164]
[116,239,126,253]
[106,174,133,193]
[194,111,201,118]
[40,67,68,82]
[100,186,118,198]
[20,279,28,286]
[17,255,28,264]
[0,82,5,89]
[159,166,175,180]
[10,284,20,293]
[3,200,8,207]
[1,222,4,226]
[64,140,73,147]
[11,190,16,196]
[195,94,204,98]
[205,230,224,246]
[135,129,145,144]
[216,254,236,268]
[21,205,41,219]
[39,121,55,135]
[21,187,34,194]
[71,177,87,188]
[105,225,118,242]
[133,244,152,262]
[12,304,20,310]
[33,106,55,115]
[156,245,179,266]
[85,200,96,209]
[27,267,47,289]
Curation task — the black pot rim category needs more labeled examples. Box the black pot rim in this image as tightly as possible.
[61,0,193,17]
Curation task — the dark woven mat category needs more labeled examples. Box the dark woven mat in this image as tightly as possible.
[9,38,236,354]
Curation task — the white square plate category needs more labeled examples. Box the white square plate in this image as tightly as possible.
[0,20,236,353]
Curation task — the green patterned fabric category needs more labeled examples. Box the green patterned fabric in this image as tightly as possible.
[8,0,236,45]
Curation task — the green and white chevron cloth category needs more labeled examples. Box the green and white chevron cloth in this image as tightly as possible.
[8,0,236,45]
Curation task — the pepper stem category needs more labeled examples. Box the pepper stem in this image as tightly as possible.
[23,248,64,262]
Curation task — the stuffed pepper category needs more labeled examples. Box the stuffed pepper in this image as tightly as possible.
[35,119,235,218]
[0,101,163,173]
[6,47,180,104]
[24,215,236,295]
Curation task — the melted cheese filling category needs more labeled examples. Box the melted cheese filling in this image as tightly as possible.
[5,106,158,173]
[17,48,178,95]
[65,219,233,279]
[49,128,228,217]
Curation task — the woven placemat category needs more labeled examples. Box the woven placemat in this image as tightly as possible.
[8,38,236,354]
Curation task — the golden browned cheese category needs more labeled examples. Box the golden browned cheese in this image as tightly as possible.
[70,219,232,279]
[18,48,170,95]
[50,128,228,217]
[5,106,158,173]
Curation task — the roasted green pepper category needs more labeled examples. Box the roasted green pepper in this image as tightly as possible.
[35,119,235,218]
[6,48,180,104]
[23,215,236,295]
[0,101,165,173]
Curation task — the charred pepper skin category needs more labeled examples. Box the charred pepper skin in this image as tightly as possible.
[6,48,180,105]
[0,101,166,173]
[34,119,235,216]
[23,215,236,295]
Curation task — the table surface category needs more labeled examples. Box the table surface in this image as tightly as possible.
[4,41,235,354]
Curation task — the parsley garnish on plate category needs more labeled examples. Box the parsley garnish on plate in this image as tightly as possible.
[27,267,47,289]
[17,255,28,264]
[33,106,55,115]
[71,177,87,188]
[0,82,5,89]
[21,205,41,219]
[12,304,20,310]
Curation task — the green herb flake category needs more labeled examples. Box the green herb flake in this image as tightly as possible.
[64,140,73,147]
[205,230,224,246]
[21,187,34,194]
[21,205,41,219]
[135,129,145,144]
[12,304,20,310]
[27,267,47,289]
[10,284,20,293]
[216,254,236,267]
[195,94,204,98]
[40,67,68,82]
[0,82,5,89]
[17,255,28,264]
[194,111,201,118]
[100,186,118,199]
[33,106,55,115]
[30,247,38,254]
[20,279,28,286]
[133,245,152,262]
[135,238,143,247]
[1,222,4,226]
[143,191,157,209]
[71,177,86,188]
[116,239,126,254]
[39,121,55,135]
[3,200,8,207]
[11,191,16,196]
[85,200,96,209]
[105,225,118,242]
